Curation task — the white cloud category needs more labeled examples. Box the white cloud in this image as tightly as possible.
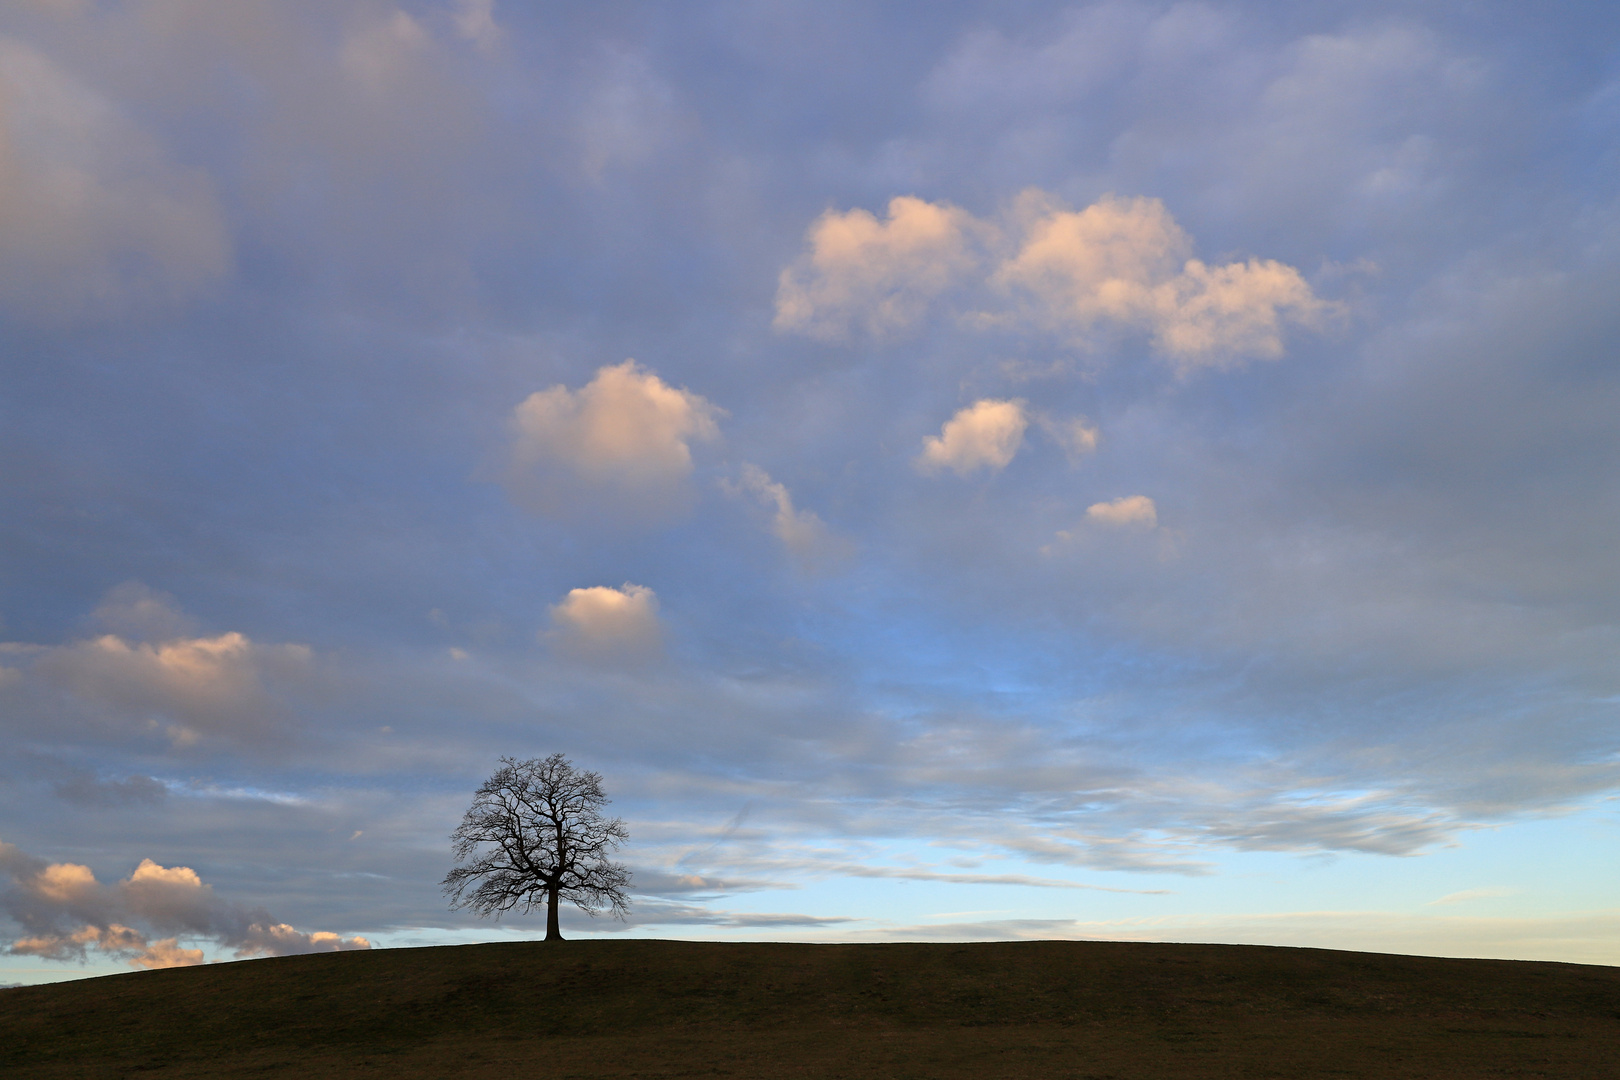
[995,193,1337,371]
[0,36,230,318]
[547,583,663,659]
[1,583,313,749]
[917,399,1029,477]
[774,195,983,341]
[1151,256,1335,368]
[1085,495,1159,528]
[995,191,1191,324]
[0,842,369,969]
[506,361,723,520]
[727,465,853,572]
[776,190,1336,371]
[31,631,310,747]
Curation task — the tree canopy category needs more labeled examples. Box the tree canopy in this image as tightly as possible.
[442,754,630,940]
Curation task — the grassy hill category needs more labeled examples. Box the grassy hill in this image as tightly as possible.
[2,939,1618,1078]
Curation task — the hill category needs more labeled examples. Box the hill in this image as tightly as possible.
[2,939,1618,1078]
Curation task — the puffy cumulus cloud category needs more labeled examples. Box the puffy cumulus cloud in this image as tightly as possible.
[0,842,369,970]
[725,464,853,572]
[547,583,662,659]
[30,631,311,748]
[996,192,1191,323]
[31,862,96,904]
[10,923,204,969]
[121,859,214,927]
[0,582,314,749]
[506,361,724,521]
[995,193,1336,370]
[1150,256,1331,367]
[777,191,1336,371]
[1043,494,1165,555]
[129,938,206,969]
[236,924,373,957]
[0,36,228,320]
[1085,495,1159,529]
[774,195,983,341]
[917,399,1029,477]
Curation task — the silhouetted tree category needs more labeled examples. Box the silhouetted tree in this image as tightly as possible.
[443,754,630,940]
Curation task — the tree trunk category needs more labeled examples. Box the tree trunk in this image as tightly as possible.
[545,883,563,941]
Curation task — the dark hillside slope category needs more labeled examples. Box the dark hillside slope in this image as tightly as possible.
[2,939,1618,1078]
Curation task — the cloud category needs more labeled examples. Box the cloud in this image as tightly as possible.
[0,842,369,969]
[506,361,723,520]
[774,195,982,341]
[1150,256,1333,368]
[51,771,168,808]
[340,9,430,96]
[452,0,501,52]
[1086,495,1158,529]
[574,44,682,179]
[30,631,310,748]
[0,584,313,749]
[1429,887,1517,906]
[917,399,1029,476]
[615,898,858,930]
[995,192,1336,370]
[726,464,853,571]
[0,0,1613,967]
[129,938,206,969]
[995,192,1190,324]
[776,191,1337,370]
[547,583,662,659]
[853,908,1620,966]
[1038,414,1100,460]
[90,582,197,642]
[0,36,229,319]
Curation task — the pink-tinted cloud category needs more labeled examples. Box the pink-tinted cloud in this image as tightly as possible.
[0,841,369,970]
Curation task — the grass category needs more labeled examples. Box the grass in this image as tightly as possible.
[2,939,1618,1078]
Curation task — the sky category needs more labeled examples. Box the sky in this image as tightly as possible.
[2,0,1619,986]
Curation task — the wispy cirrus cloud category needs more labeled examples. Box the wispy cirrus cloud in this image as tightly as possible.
[725,464,853,571]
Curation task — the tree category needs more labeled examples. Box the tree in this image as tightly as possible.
[443,754,631,941]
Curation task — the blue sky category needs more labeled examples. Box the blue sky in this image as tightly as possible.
[3,0,1619,984]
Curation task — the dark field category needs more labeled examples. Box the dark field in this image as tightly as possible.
[2,939,1618,1078]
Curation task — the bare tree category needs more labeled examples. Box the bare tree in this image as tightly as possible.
[443,754,631,941]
